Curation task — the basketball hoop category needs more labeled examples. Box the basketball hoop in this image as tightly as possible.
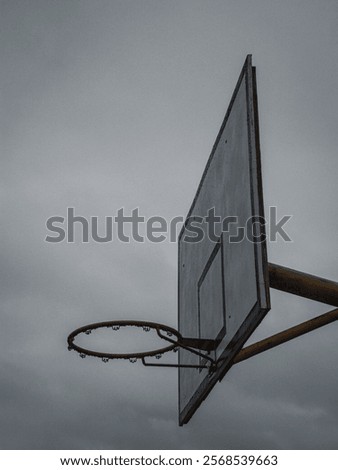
[67,319,219,370]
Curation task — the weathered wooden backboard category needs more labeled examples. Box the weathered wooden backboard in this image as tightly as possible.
[178,55,270,425]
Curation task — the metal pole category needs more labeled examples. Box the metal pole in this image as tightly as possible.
[268,263,338,307]
[233,307,338,364]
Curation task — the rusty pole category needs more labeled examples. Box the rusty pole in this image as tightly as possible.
[233,307,338,364]
[268,263,338,307]
[232,263,338,364]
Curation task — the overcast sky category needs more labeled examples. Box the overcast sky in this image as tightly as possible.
[1,0,338,450]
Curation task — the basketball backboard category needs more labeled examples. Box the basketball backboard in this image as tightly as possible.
[178,55,270,425]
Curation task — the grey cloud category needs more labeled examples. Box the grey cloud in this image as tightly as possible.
[1,0,338,450]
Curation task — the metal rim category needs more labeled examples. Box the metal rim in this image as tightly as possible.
[67,320,183,360]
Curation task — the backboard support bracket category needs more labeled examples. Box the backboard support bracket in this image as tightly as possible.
[138,263,338,371]
[228,262,338,366]
[142,263,338,371]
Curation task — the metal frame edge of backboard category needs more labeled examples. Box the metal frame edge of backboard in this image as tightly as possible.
[178,55,271,426]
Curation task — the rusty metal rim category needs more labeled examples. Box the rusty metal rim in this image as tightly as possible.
[67,320,182,359]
